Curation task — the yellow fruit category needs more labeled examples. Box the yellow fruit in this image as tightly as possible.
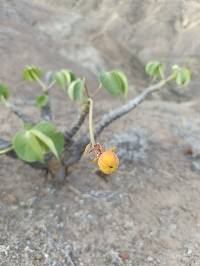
[98,150,119,174]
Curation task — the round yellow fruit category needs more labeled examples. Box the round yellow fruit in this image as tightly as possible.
[98,150,119,174]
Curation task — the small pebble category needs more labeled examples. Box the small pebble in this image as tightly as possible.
[147,256,154,262]
[119,251,129,261]
[3,194,18,205]
[52,233,60,241]
[34,252,43,261]
[186,248,192,256]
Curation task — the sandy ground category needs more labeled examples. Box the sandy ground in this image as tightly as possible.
[1,1,200,265]
[1,99,200,266]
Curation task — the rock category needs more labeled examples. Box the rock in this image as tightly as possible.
[119,251,129,261]
[34,252,44,261]
[186,248,192,256]
[106,250,122,265]
[3,194,18,205]
[40,0,200,101]
[147,256,154,262]
[109,128,148,169]
[1,0,200,101]
[0,245,9,256]
[1,1,200,266]
[52,233,60,241]
[191,154,200,173]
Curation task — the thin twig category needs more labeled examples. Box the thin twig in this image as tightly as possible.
[0,146,13,154]
[88,98,95,145]
[64,79,91,141]
[41,92,52,121]
[12,106,35,124]
[91,84,102,98]
[0,138,12,150]
[48,80,56,90]
[4,100,35,124]
[95,76,173,137]
[40,74,53,121]
[84,79,90,98]
[63,136,88,167]
[64,102,89,140]
[34,75,47,92]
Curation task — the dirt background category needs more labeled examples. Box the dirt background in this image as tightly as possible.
[1,1,200,265]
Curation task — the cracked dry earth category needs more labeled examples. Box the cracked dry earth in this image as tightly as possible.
[1,0,200,265]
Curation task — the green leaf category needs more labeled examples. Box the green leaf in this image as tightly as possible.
[99,70,128,97]
[34,122,64,156]
[172,66,191,86]
[114,70,128,97]
[0,84,10,101]
[158,64,165,79]
[54,71,68,89]
[12,122,64,162]
[68,79,84,101]
[31,129,59,160]
[182,68,191,85]
[62,69,71,85]
[35,94,49,108]
[69,71,76,82]
[145,61,165,78]
[23,123,34,130]
[23,66,43,82]
[54,69,76,90]
[12,131,44,162]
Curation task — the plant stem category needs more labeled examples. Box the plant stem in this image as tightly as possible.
[83,79,90,98]
[0,146,13,154]
[88,98,95,146]
[33,74,53,121]
[0,95,10,107]
[32,72,47,92]
[37,78,47,92]
[94,75,174,137]
[92,84,102,98]
[1,96,34,124]
[64,101,89,140]
[48,80,56,90]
